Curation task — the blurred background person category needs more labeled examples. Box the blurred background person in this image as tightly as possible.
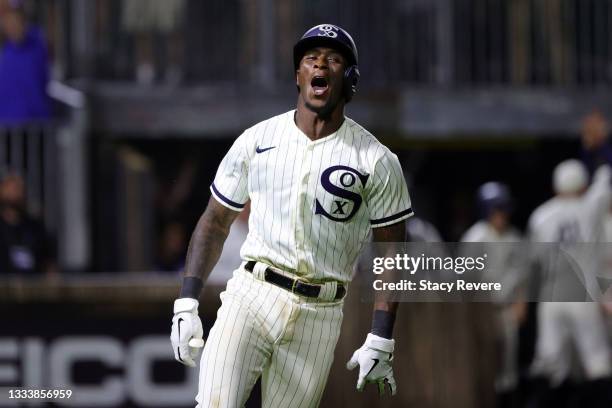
[154,203,249,282]
[462,182,522,245]
[581,110,612,174]
[121,0,186,85]
[155,155,200,223]
[155,218,188,273]
[0,171,56,275]
[528,160,612,408]
[405,173,444,243]
[581,110,612,311]
[461,181,527,408]
[406,215,444,243]
[0,0,50,124]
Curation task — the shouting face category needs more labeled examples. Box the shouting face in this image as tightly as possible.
[296,46,347,118]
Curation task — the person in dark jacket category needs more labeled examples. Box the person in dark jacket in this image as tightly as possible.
[0,172,55,275]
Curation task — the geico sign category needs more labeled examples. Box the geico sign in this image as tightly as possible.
[0,335,198,407]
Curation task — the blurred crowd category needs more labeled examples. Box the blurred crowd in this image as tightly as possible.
[450,110,612,408]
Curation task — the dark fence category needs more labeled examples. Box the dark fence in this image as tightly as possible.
[0,125,58,234]
[36,0,612,87]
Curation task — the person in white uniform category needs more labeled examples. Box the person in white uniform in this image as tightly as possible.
[461,182,526,407]
[169,24,413,407]
[528,159,612,407]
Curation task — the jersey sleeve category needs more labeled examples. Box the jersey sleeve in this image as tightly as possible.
[210,132,250,211]
[366,150,414,228]
[526,213,541,242]
[460,223,481,242]
[583,165,611,239]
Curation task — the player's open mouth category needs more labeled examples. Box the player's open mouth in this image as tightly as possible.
[311,76,329,96]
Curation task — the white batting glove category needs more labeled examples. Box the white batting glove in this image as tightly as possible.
[170,298,204,367]
[346,333,396,395]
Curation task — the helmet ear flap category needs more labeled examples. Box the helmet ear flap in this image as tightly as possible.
[344,65,360,102]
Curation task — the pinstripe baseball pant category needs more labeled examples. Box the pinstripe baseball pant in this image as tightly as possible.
[196,267,344,408]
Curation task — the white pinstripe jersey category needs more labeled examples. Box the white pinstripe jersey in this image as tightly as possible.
[528,166,610,243]
[210,110,413,283]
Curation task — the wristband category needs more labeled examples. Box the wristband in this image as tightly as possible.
[179,276,203,299]
[371,310,396,339]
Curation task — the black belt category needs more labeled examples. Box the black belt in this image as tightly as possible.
[244,261,346,300]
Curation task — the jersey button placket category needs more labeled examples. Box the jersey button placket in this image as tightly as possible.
[294,143,313,272]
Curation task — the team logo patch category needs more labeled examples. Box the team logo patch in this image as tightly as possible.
[317,25,339,38]
[315,165,369,222]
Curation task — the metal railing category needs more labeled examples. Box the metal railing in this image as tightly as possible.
[38,0,612,88]
[0,81,89,272]
[0,125,57,230]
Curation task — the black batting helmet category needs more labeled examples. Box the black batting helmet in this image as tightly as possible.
[293,24,360,102]
[477,182,513,218]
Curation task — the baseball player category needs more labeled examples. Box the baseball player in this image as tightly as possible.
[170,24,413,407]
[460,182,526,405]
[528,159,612,406]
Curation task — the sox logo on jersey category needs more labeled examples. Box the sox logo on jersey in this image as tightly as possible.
[315,165,369,222]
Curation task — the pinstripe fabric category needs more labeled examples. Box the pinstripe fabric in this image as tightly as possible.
[199,110,412,407]
[196,268,343,408]
[211,110,413,283]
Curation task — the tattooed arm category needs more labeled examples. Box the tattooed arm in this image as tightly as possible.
[171,198,241,366]
[184,198,241,282]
